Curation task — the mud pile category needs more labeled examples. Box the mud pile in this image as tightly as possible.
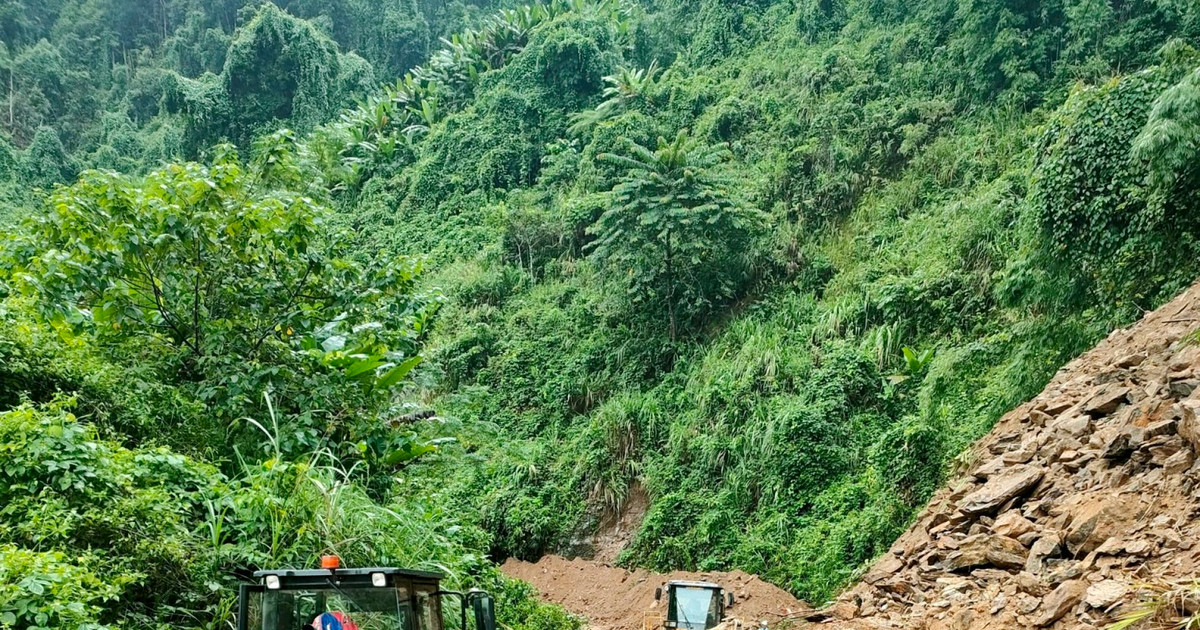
[502,555,811,630]
[821,281,1200,629]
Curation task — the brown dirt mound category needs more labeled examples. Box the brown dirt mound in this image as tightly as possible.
[502,555,811,630]
[817,281,1200,629]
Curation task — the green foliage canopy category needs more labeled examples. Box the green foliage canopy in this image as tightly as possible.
[7,139,429,367]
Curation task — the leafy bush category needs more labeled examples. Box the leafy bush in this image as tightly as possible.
[0,399,575,630]
[0,545,123,630]
[3,138,442,459]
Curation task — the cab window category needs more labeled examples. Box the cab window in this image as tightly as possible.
[246,584,414,630]
[414,582,443,630]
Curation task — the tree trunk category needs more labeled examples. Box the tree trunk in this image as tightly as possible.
[665,229,676,342]
[161,0,169,42]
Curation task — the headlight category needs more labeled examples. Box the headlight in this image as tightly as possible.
[371,572,387,588]
[266,575,281,590]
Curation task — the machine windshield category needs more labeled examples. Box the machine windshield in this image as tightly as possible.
[671,587,719,630]
[245,584,441,630]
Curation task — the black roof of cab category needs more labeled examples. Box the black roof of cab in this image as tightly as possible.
[666,580,722,590]
[253,567,443,580]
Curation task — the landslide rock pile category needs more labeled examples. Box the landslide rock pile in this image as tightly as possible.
[823,282,1200,629]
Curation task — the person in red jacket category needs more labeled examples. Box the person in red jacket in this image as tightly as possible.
[311,611,359,630]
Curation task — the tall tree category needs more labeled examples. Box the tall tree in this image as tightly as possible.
[1134,58,1200,195]
[589,130,766,340]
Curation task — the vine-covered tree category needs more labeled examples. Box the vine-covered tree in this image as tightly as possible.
[221,4,349,144]
[1135,52,1200,195]
[20,125,75,189]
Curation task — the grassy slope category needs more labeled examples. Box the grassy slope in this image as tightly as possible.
[332,0,1199,606]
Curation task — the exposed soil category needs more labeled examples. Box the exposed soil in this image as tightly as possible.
[502,555,811,630]
[591,481,650,564]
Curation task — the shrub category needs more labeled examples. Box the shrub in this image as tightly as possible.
[0,545,123,630]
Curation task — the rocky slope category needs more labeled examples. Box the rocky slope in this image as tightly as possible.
[818,281,1200,629]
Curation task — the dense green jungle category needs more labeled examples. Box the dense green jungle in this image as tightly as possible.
[1,0,1200,627]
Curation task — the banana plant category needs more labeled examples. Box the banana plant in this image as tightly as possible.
[887,346,935,384]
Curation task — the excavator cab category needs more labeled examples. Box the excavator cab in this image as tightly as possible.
[237,557,497,630]
[654,581,734,630]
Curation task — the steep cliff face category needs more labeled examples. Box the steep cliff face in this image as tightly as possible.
[818,281,1200,629]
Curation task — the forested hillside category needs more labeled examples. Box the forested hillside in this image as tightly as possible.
[1,0,1200,627]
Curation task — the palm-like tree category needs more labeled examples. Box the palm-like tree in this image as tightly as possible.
[569,61,661,135]
[589,130,766,340]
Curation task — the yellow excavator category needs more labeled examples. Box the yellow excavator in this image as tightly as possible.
[236,556,496,630]
[652,580,736,630]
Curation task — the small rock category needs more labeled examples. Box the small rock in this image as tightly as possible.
[1017,593,1042,615]
[973,456,1009,480]
[1003,448,1037,465]
[1106,465,1132,488]
[1180,402,1200,453]
[1046,562,1083,585]
[1026,536,1062,575]
[1103,431,1136,462]
[1034,580,1087,626]
[1085,385,1130,416]
[1165,449,1195,475]
[1169,380,1199,398]
[1040,399,1075,416]
[1153,528,1184,550]
[1143,418,1179,439]
[1094,537,1124,555]
[1065,499,1127,555]
[960,466,1044,517]
[804,600,859,622]
[1169,351,1198,372]
[1014,572,1048,596]
[1150,442,1182,466]
[990,592,1008,615]
[1125,539,1153,556]
[830,600,859,620]
[1053,414,1092,437]
[1063,451,1096,472]
[1150,515,1175,528]
[942,535,1028,572]
[862,555,905,584]
[1018,531,1041,547]
[972,568,1011,581]
[1085,580,1129,609]
[939,582,972,602]
[1113,352,1147,368]
[992,511,1037,539]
